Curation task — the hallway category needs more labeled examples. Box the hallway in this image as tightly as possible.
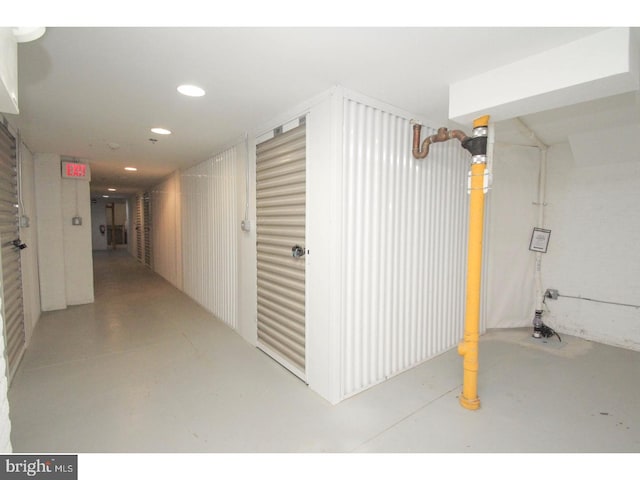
[7,250,640,453]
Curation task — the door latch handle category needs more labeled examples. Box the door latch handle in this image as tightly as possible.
[291,245,305,258]
[12,239,27,250]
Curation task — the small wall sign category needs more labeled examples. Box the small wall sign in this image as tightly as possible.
[529,227,551,253]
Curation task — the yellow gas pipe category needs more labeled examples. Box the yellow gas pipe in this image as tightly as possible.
[458,115,490,410]
[411,114,490,410]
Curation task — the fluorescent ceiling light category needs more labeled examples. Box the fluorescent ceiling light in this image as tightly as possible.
[151,127,171,135]
[108,188,116,191]
[102,195,110,198]
[124,167,137,171]
[177,84,205,97]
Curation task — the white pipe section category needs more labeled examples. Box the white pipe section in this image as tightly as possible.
[242,132,251,232]
[514,117,548,311]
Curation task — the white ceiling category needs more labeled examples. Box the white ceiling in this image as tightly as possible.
[6,26,639,198]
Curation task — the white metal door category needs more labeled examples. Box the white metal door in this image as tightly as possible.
[256,123,306,380]
[0,122,25,383]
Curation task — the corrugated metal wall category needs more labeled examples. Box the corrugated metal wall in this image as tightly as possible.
[151,173,180,288]
[340,98,471,398]
[143,192,152,268]
[135,193,143,263]
[181,147,239,330]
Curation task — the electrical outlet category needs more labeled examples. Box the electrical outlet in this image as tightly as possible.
[545,289,559,300]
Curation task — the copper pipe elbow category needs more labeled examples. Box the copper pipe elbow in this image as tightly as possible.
[448,129,469,143]
[412,124,430,159]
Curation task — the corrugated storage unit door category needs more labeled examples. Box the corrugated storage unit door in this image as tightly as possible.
[143,192,151,267]
[256,123,306,380]
[136,194,143,262]
[0,123,25,383]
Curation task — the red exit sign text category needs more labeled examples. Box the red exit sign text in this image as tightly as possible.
[61,161,90,179]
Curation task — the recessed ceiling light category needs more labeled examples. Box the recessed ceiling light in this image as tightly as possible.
[177,84,205,97]
[124,167,137,171]
[12,27,46,43]
[108,188,116,192]
[151,127,171,135]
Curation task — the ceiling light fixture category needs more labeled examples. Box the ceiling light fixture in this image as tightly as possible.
[102,195,110,198]
[108,188,116,192]
[151,127,171,135]
[12,27,46,43]
[124,167,137,171]
[177,84,205,97]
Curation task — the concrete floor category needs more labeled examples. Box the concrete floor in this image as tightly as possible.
[7,250,640,454]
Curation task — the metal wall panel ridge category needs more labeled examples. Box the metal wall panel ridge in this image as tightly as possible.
[181,147,238,330]
[340,99,469,398]
[135,194,143,262]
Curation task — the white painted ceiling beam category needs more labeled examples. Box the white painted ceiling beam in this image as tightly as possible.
[449,28,639,125]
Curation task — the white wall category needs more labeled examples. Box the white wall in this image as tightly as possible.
[333,91,472,401]
[181,147,240,331]
[18,143,42,342]
[236,138,257,345]
[543,143,640,350]
[91,199,108,250]
[148,140,255,344]
[485,144,540,328]
[34,153,66,311]
[0,341,10,452]
[484,134,640,351]
[34,154,94,310]
[62,178,94,305]
[151,172,182,289]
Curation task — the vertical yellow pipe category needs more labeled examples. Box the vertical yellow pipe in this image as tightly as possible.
[458,115,489,410]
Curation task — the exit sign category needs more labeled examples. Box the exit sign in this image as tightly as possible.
[61,161,91,180]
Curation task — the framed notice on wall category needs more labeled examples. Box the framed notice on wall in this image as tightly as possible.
[529,228,551,253]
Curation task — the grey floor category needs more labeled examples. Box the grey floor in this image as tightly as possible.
[8,250,640,453]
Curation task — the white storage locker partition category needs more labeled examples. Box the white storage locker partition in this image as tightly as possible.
[181,147,239,331]
[257,87,475,404]
[135,193,143,263]
[337,96,470,399]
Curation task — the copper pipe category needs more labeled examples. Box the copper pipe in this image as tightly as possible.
[447,129,469,143]
[412,124,469,159]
